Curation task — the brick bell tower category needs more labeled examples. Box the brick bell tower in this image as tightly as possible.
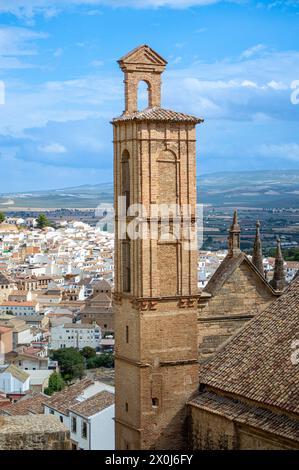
[112,45,203,450]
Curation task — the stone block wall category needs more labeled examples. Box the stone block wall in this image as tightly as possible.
[189,404,298,450]
[0,415,71,450]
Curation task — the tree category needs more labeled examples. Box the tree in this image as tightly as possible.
[44,372,65,396]
[81,346,96,360]
[86,352,114,369]
[51,348,85,382]
[0,212,5,223]
[37,213,50,229]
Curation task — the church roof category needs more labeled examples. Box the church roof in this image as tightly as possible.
[199,275,299,414]
[112,106,203,124]
[92,279,111,291]
[203,251,276,297]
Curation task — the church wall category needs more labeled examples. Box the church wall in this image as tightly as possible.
[198,263,275,360]
[189,405,299,450]
[81,311,114,331]
[197,317,249,360]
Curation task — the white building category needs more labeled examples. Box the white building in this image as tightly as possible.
[44,379,115,449]
[69,390,115,450]
[0,301,39,316]
[27,369,52,392]
[0,364,30,394]
[49,323,101,350]
[13,324,34,348]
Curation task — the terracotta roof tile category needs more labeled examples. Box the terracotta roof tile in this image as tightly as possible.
[44,378,94,415]
[200,276,299,414]
[1,393,49,416]
[69,390,114,418]
[112,107,203,124]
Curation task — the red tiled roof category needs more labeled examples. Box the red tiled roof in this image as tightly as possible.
[113,107,203,124]
[200,276,299,414]
[44,378,94,415]
[69,390,114,418]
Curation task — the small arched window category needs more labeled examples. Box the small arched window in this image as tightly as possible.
[137,80,151,110]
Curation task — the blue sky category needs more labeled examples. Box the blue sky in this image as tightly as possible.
[0,0,298,192]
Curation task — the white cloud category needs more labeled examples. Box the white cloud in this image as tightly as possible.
[241,44,267,59]
[267,80,288,90]
[86,9,103,15]
[38,142,67,153]
[163,49,299,121]
[171,56,182,65]
[53,48,64,57]
[90,59,104,67]
[0,26,47,56]
[257,143,299,161]
[0,26,47,70]
[0,0,231,18]
[241,80,258,88]
[0,81,5,105]
[0,74,122,135]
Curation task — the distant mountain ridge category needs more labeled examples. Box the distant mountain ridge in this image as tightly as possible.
[1,170,299,209]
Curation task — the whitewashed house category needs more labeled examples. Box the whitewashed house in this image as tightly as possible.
[69,389,115,450]
[0,301,39,316]
[49,323,101,350]
[44,379,115,450]
[0,364,30,394]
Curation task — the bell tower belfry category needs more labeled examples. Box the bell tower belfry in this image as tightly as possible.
[112,45,204,450]
[118,44,167,113]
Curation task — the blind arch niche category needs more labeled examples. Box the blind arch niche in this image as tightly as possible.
[157,149,178,205]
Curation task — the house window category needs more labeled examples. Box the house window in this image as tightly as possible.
[71,416,77,433]
[152,398,159,408]
[50,410,54,415]
[82,421,87,439]
[60,416,63,423]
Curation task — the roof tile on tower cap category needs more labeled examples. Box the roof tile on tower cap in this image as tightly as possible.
[113,106,204,124]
